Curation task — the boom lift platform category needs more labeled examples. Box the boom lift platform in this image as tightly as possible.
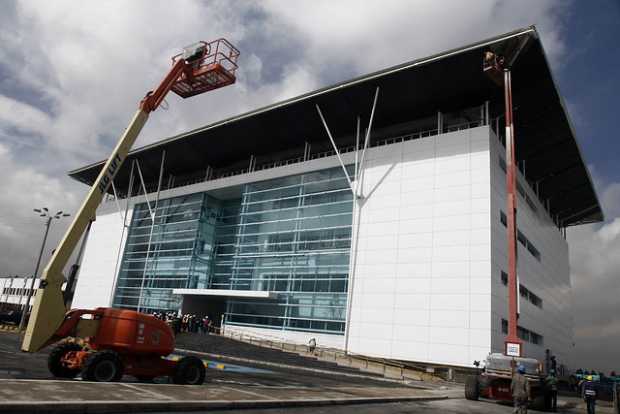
[22,38,239,384]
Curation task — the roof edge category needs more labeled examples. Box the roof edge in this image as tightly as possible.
[69,26,536,177]
[530,27,604,223]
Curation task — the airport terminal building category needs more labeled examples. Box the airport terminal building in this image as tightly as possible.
[68,28,602,369]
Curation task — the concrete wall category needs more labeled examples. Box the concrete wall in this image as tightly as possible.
[71,207,132,309]
[347,126,492,367]
[224,324,344,349]
[489,131,574,369]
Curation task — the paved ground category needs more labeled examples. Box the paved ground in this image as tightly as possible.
[2,331,612,413]
[149,397,616,414]
[0,331,448,412]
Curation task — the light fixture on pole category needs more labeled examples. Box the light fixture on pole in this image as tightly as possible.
[17,208,71,333]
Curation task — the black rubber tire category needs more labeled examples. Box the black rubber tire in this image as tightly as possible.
[465,375,480,400]
[48,343,83,378]
[172,356,205,385]
[82,350,123,382]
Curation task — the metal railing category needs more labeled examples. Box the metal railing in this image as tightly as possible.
[105,119,486,203]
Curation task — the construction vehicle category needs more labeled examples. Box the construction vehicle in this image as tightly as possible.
[21,38,240,384]
[465,353,552,411]
[465,41,553,409]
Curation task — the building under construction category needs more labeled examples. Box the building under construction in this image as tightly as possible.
[67,27,602,369]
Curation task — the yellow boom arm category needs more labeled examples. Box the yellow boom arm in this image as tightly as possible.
[22,109,149,352]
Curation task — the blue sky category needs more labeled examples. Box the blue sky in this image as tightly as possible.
[0,1,618,371]
[560,0,619,188]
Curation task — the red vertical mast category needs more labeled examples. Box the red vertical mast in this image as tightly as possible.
[503,68,522,356]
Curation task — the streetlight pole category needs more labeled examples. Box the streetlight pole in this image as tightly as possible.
[18,208,70,332]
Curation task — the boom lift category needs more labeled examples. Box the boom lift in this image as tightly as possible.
[465,35,552,411]
[21,39,239,384]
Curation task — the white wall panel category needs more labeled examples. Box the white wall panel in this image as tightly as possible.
[72,207,132,310]
[348,126,492,366]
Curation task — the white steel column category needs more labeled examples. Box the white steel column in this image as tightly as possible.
[137,151,166,312]
[344,87,379,354]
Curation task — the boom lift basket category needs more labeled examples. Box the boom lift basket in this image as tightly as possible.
[171,38,240,98]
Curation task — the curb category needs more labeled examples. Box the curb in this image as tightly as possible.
[175,347,436,389]
[0,325,18,332]
[0,395,448,414]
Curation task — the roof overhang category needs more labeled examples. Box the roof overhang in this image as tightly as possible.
[69,26,603,226]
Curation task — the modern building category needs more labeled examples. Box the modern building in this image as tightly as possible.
[68,27,602,369]
[0,276,41,310]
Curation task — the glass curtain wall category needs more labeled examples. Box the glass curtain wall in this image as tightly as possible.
[220,167,353,334]
[114,166,354,335]
[113,193,206,312]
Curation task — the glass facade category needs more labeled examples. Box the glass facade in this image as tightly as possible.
[114,166,353,334]
[113,193,207,311]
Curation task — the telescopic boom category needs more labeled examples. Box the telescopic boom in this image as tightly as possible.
[22,39,239,352]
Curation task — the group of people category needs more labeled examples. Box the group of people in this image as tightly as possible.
[151,311,215,335]
[511,365,608,414]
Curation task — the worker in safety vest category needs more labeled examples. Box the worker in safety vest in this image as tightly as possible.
[581,379,597,414]
[511,364,531,414]
[545,369,559,412]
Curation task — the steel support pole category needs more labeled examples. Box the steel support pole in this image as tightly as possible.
[315,105,355,193]
[137,151,165,313]
[354,117,360,195]
[504,68,522,354]
[135,160,154,219]
[110,180,125,222]
[356,87,380,197]
[18,217,52,333]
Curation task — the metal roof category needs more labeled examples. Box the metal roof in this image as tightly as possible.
[69,26,603,226]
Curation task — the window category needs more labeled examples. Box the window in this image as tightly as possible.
[501,318,543,346]
[498,156,539,214]
[527,242,541,261]
[500,269,543,309]
[499,211,542,262]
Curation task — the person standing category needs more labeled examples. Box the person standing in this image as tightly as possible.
[511,364,531,414]
[582,379,597,414]
[546,370,559,412]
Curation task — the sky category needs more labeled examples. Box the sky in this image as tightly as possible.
[0,1,618,371]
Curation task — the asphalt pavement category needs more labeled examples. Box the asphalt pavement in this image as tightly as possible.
[1,331,607,413]
[0,331,449,413]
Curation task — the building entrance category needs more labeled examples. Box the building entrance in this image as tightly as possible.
[180,295,227,330]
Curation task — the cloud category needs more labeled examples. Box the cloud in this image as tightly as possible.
[568,180,620,372]
[0,142,78,275]
[0,95,52,138]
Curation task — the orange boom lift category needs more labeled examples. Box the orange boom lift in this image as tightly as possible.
[21,39,239,384]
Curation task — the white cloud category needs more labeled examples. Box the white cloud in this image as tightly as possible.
[0,95,52,138]
[0,142,78,275]
[568,179,620,372]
